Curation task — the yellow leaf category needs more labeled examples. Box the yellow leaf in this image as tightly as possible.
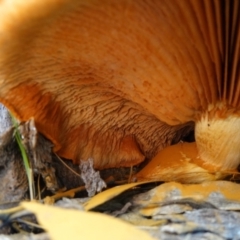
[22,201,156,240]
[84,181,156,211]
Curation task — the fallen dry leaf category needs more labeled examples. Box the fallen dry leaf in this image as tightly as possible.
[22,201,156,240]
[133,181,240,217]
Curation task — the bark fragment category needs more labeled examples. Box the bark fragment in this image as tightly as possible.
[18,119,59,192]
[0,104,28,203]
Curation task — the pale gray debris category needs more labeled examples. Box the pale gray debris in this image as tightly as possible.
[184,209,240,239]
[207,191,240,210]
[0,104,12,135]
[79,158,106,197]
[145,228,225,240]
[151,203,193,215]
[0,233,50,240]
[55,197,89,210]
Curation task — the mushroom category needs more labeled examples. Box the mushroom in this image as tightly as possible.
[0,0,239,182]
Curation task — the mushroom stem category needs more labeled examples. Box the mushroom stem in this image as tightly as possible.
[195,113,240,172]
[134,108,240,183]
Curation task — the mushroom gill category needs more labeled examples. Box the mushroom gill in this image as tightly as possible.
[0,0,239,182]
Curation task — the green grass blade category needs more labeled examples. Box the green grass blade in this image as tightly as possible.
[10,114,35,200]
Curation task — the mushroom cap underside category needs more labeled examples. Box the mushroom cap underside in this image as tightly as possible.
[0,0,239,170]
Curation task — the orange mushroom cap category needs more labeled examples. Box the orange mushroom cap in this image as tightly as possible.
[0,0,239,177]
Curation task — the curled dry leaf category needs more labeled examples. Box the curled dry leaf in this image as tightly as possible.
[133,181,240,217]
[84,181,155,211]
